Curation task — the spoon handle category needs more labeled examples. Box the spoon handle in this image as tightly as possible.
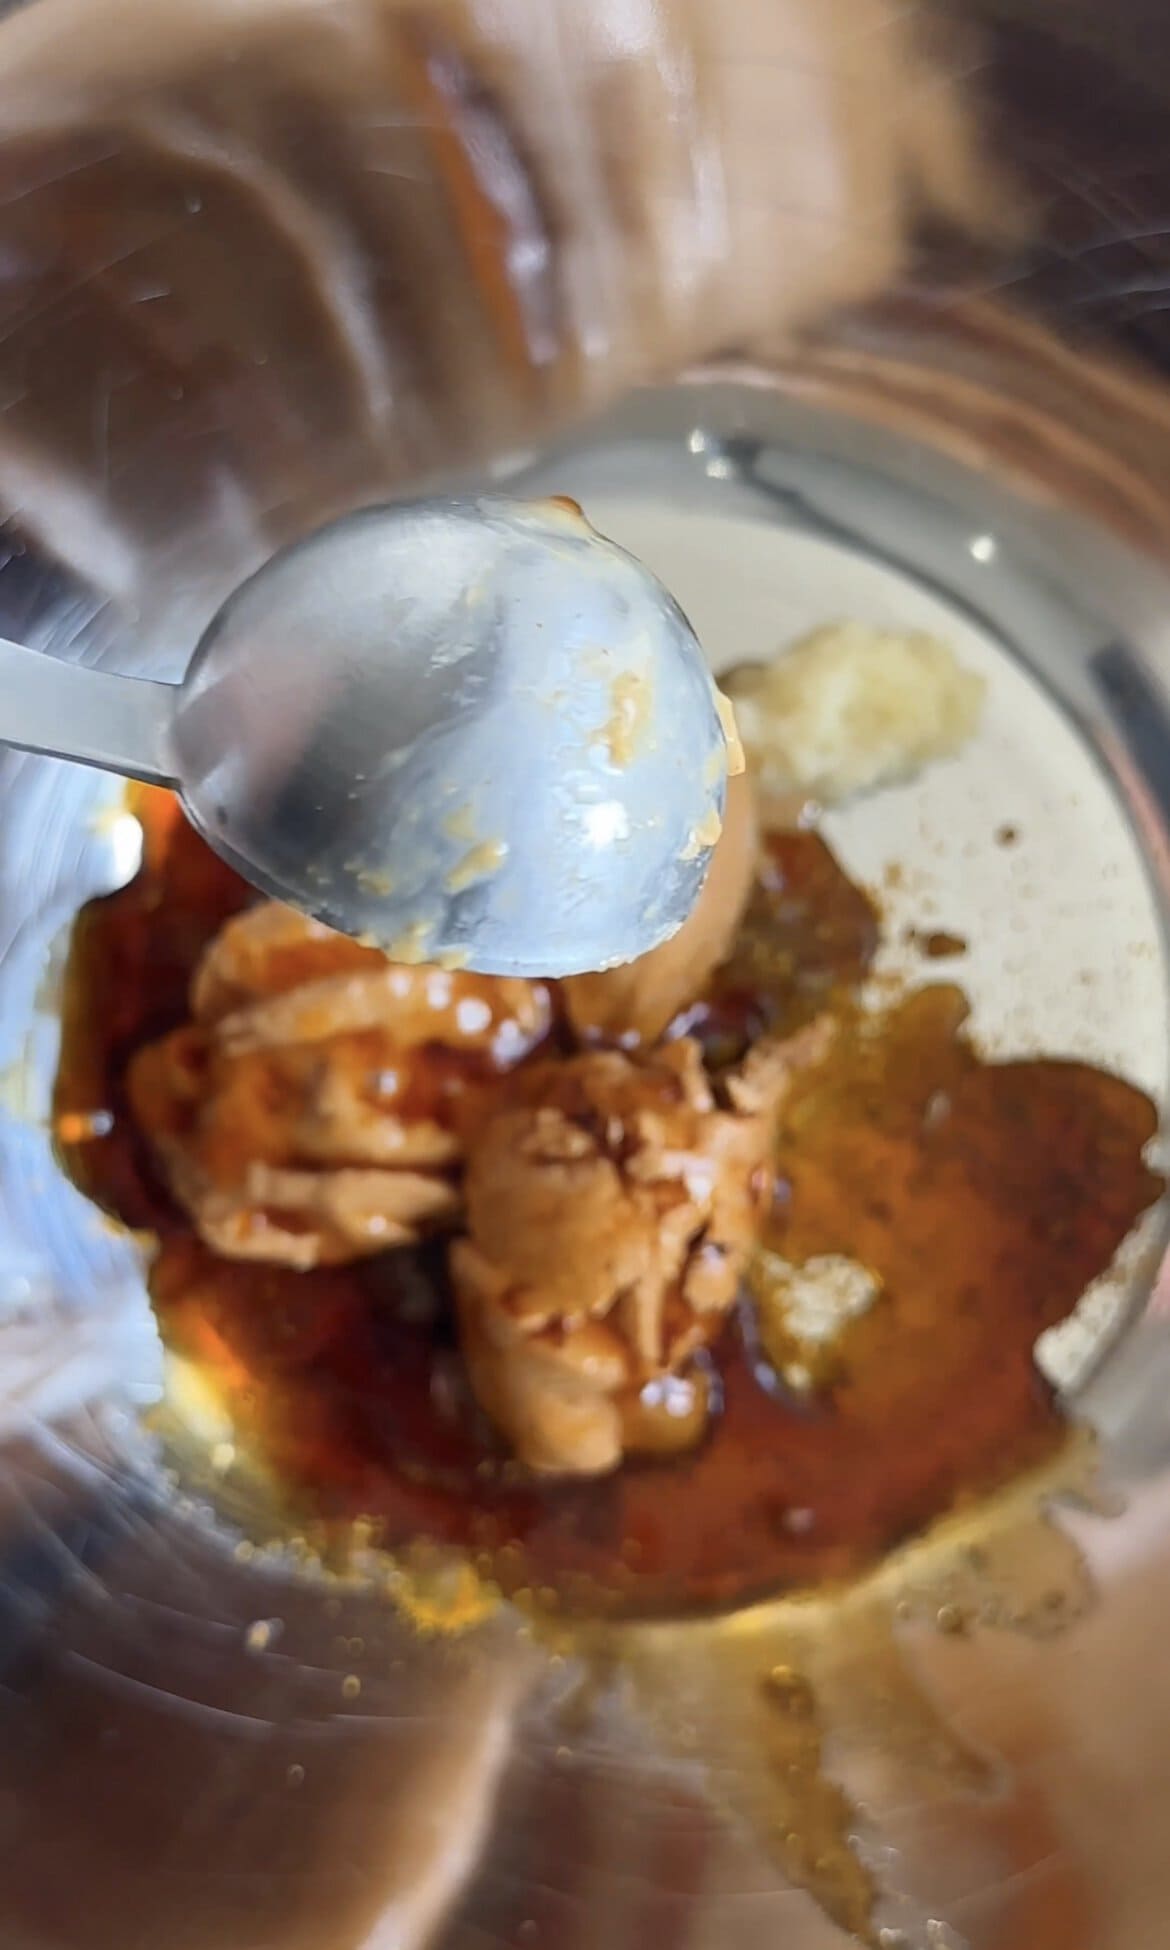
[0,637,177,785]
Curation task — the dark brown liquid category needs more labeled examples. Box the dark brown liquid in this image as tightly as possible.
[904,925,968,960]
[54,792,1161,1614]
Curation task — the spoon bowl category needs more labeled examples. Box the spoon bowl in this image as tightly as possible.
[0,496,733,975]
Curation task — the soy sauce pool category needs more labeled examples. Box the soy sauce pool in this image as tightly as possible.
[54,788,1161,1615]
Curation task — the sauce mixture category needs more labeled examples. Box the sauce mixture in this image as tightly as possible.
[55,788,1161,1613]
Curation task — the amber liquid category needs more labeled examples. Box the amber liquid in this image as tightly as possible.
[54,789,1161,1614]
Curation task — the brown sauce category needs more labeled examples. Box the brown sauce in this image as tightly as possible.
[904,925,968,960]
[54,790,1161,1615]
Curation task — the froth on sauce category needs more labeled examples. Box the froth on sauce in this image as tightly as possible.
[55,789,1161,1614]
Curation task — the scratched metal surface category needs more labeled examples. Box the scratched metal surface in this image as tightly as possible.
[4,4,1170,1949]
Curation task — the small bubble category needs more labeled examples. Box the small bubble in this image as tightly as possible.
[935,1604,965,1636]
[184,190,203,214]
[287,1763,305,1788]
[781,1506,815,1535]
[763,1665,815,1717]
[341,1674,361,1701]
[245,1618,281,1654]
[923,1090,951,1130]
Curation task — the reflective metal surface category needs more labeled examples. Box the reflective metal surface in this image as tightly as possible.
[0,496,730,976]
[5,3,1170,1948]
[170,495,727,976]
[3,374,1170,1950]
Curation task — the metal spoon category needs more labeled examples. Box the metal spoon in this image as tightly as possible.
[0,495,732,976]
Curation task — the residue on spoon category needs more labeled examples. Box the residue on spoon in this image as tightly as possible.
[599,668,654,768]
[446,838,507,893]
[715,687,746,775]
[381,919,435,964]
[681,801,723,860]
